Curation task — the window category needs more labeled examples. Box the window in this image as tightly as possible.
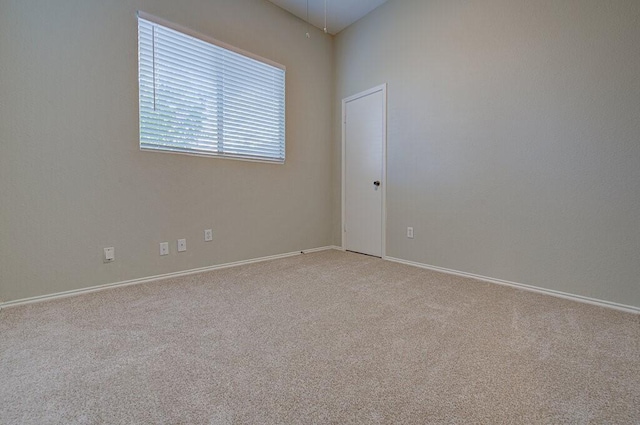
[137,12,286,163]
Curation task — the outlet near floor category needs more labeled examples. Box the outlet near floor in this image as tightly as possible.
[407,227,414,239]
[177,239,187,252]
[160,242,169,256]
[103,247,115,263]
[204,229,213,242]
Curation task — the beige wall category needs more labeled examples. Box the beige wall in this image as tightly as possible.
[0,0,334,302]
[334,0,640,308]
[2,0,638,309]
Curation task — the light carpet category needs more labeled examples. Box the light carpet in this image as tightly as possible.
[1,250,639,424]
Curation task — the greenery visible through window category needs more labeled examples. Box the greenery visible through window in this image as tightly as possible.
[137,13,286,163]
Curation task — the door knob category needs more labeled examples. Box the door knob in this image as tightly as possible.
[373,181,381,187]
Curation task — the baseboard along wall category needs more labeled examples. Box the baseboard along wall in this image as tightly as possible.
[385,256,640,315]
[2,246,637,315]
[0,246,341,310]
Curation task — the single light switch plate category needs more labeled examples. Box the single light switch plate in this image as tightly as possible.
[160,242,169,256]
[177,238,187,252]
[204,229,213,242]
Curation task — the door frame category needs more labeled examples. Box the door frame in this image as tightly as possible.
[341,83,388,258]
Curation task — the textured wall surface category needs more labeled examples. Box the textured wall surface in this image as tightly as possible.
[334,0,640,307]
[0,0,334,302]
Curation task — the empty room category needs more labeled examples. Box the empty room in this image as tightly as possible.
[1,0,638,423]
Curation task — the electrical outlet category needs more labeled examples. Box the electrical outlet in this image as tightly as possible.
[407,227,414,239]
[204,229,213,242]
[160,242,169,256]
[104,247,115,263]
[177,238,187,252]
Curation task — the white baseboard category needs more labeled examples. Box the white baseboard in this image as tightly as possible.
[302,246,342,253]
[385,256,639,314]
[8,247,631,315]
[0,246,337,310]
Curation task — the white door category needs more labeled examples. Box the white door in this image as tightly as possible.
[343,86,385,257]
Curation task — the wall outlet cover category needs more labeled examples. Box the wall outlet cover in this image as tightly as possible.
[104,247,115,263]
[177,239,187,252]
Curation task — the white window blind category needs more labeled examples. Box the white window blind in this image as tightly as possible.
[137,13,286,163]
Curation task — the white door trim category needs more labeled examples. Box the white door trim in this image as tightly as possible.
[341,83,387,258]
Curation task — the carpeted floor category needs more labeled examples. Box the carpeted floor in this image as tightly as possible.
[1,250,639,424]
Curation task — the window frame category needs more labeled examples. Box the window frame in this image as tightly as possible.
[137,11,287,164]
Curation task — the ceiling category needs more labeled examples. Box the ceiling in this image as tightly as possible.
[267,0,388,35]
